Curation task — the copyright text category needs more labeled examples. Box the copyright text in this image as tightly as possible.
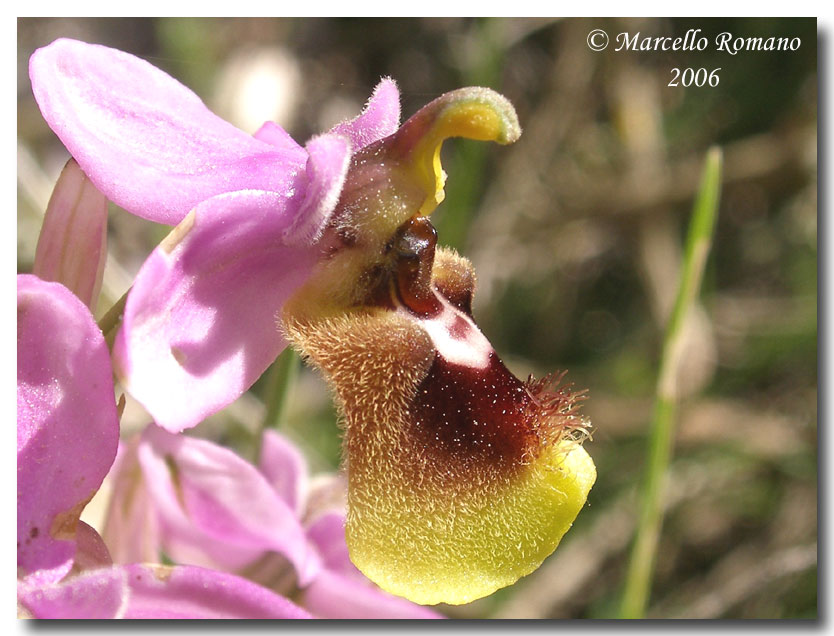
[612,29,801,55]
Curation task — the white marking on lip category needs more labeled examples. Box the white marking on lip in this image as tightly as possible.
[401,293,492,369]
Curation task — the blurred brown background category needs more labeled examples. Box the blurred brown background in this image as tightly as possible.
[17,17,817,618]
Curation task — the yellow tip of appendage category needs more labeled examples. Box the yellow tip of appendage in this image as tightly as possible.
[389,87,521,217]
[346,440,596,606]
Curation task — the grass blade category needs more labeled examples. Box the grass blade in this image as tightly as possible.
[254,346,300,459]
[619,147,723,618]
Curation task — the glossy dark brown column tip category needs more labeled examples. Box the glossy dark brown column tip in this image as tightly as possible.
[391,216,441,317]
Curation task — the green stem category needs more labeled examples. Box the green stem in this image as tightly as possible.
[97,289,129,349]
[619,147,723,619]
[255,347,300,458]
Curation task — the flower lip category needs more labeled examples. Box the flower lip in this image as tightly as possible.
[282,230,593,605]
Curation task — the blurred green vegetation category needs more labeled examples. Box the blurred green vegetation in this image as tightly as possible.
[17,17,817,619]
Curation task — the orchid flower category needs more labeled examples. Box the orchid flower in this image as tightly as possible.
[16,274,310,618]
[281,89,597,605]
[103,427,440,619]
[30,38,399,433]
[29,37,596,607]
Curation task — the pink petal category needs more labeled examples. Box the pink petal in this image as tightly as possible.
[282,133,351,246]
[17,275,119,584]
[29,38,307,225]
[33,158,107,311]
[19,564,313,619]
[254,120,303,152]
[101,438,162,565]
[72,521,113,572]
[18,566,127,619]
[305,511,357,579]
[122,564,312,619]
[301,569,443,619]
[138,425,319,584]
[258,431,309,515]
[328,77,401,151]
[112,190,319,433]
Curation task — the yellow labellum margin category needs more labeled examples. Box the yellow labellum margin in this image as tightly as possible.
[283,87,596,605]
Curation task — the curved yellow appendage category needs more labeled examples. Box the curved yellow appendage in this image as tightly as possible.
[389,87,521,216]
